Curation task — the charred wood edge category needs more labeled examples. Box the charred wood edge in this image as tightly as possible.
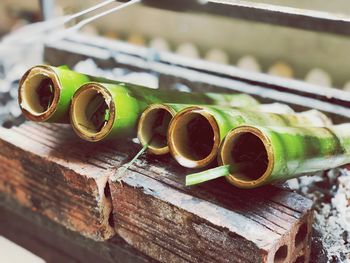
[142,0,350,37]
[0,193,157,263]
[44,34,350,123]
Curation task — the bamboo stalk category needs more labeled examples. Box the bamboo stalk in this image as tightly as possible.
[18,65,258,124]
[137,104,179,155]
[138,103,328,157]
[18,65,117,123]
[219,124,350,188]
[70,83,259,142]
[137,102,302,156]
[168,105,331,168]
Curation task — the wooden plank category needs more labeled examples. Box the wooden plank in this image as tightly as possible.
[0,194,155,263]
[0,122,313,262]
[109,164,313,263]
[0,122,114,241]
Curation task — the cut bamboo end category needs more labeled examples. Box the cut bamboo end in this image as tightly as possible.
[18,65,61,122]
[70,83,115,142]
[168,107,220,168]
[219,126,274,189]
[137,104,176,155]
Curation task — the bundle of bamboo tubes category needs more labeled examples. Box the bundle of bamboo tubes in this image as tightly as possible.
[18,65,350,189]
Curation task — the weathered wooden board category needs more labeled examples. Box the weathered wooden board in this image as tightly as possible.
[0,194,155,263]
[109,157,313,263]
[0,122,115,240]
[0,122,313,262]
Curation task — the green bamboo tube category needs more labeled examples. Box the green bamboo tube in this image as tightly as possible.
[70,83,259,142]
[219,124,350,188]
[18,65,258,124]
[18,65,125,123]
[18,65,92,122]
[137,102,298,155]
[168,105,331,168]
[137,104,185,155]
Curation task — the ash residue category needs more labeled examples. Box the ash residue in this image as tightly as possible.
[0,65,25,128]
[287,169,350,262]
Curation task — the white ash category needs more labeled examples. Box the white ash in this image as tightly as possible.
[0,64,25,127]
[132,137,140,144]
[171,83,192,92]
[74,59,120,80]
[74,59,159,89]
[286,169,350,262]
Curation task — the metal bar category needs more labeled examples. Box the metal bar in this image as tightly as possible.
[142,0,350,36]
[66,34,350,108]
[44,34,350,122]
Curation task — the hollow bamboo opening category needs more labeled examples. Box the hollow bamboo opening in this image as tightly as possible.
[18,66,60,121]
[70,83,115,142]
[137,104,176,155]
[168,107,220,168]
[219,126,274,188]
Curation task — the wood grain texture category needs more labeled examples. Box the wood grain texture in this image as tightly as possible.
[109,164,313,263]
[0,122,115,241]
[0,122,313,262]
[0,194,155,263]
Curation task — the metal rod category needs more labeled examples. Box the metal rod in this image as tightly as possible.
[143,0,350,36]
[44,35,350,122]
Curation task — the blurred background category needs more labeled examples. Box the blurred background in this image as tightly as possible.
[1,0,350,88]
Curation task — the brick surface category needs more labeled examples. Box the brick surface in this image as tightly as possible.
[0,122,114,240]
[0,122,314,262]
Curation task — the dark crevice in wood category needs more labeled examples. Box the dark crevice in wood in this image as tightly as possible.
[104,181,115,229]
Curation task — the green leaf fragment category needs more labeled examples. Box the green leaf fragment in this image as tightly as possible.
[113,142,149,182]
[185,165,231,186]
